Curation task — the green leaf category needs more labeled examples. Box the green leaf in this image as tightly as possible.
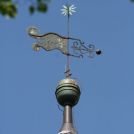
[29,5,35,14]
[0,1,17,18]
[0,0,49,19]
[7,3,17,18]
[37,3,47,13]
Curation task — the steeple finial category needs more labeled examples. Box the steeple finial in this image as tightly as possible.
[27,1,102,134]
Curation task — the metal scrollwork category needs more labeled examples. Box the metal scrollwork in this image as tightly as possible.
[70,39,100,58]
[28,27,102,58]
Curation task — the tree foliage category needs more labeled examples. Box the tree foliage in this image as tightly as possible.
[0,0,134,19]
[0,0,49,19]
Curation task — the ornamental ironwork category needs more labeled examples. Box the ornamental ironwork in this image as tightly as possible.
[28,4,102,78]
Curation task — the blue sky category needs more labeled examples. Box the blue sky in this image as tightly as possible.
[1,0,134,134]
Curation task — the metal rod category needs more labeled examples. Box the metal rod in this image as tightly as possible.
[63,105,73,123]
[66,3,71,78]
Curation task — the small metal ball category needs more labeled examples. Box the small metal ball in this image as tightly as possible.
[28,27,38,36]
[32,44,40,51]
[96,49,102,55]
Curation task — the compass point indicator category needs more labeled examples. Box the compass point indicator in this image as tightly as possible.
[61,4,76,16]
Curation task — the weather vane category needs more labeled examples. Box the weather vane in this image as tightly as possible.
[28,2,102,134]
[28,3,102,78]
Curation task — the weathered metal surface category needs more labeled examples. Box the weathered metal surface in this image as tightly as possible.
[28,27,101,58]
[55,78,81,107]
[58,105,77,134]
